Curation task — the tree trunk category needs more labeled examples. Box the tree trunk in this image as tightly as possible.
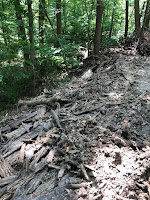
[139,0,150,41]
[94,0,103,55]
[62,0,66,34]
[0,0,11,63]
[145,4,150,30]
[14,0,29,63]
[125,0,129,38]
[109,1,116,38]
[39,0,45,45]
[56,0,61,47]
[27,0,35,93]
[134,0,140,32]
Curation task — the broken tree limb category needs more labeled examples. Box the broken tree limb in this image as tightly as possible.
[18,97,69,108]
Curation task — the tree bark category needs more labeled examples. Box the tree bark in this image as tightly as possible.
[62,0,67,34]
[94,0,103,55]
[109,1,116,38]
[56,0,61,47]
[134,0,140,32]
[0,0,11,63]
[145,4,150,30]
[14,0,29,63]
[125,0,129,38]
[27,0,35,93]
[139,0,150,42]
[39,0,45,45]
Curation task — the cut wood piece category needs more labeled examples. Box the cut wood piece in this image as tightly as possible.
[80,164,90,181]
[0,154,14,177]
[3,142,23,158]
[5,151,20,166]
[7,174,34,192]
[45,128,60,138]
[25,171,46,194]
[48,164,61,169]
[58,164,66,179]
[65,158,79,167]
[67,182,89,189]
[29,147,48,169]
[1,111,37,133]
[19,143,26,164]
[2,127,40,153]
[22,123,32,133]
[45,149,55,163]
[0,129,5,143]
[68,177,82,184]
[5,127,26,139]
[34,161,47,173]
[0,175,18,187]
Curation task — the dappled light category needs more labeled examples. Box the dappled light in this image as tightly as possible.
[0,0,150,199]
[1,49,150,199]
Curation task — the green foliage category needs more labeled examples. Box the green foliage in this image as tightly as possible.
[101,38,118,47]
[0,0,147,111]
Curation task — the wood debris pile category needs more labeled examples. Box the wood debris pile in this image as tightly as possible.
[0,50,150,200]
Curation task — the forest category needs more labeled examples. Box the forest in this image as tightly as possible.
[0,0,150,200]
[0,0,149,111]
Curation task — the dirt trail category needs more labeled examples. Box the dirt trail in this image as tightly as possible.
[0,49,150,200]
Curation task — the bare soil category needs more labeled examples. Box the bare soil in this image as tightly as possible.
[0,48,150,200]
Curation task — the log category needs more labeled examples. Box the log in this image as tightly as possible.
[18,97,68,107]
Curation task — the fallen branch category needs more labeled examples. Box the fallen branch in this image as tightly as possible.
[18,97,69,108]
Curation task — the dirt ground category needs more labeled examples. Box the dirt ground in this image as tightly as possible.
[0,47,150,200]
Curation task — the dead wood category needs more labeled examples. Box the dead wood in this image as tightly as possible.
[29,147,48,170]
[18,96,68,107]
[58,164,66,179]
[18,143,26,164]
[68,182,91,189]
[1,111,37,133]
[0,154,14,177]
[0,49,150,199]
[0,175,18,187]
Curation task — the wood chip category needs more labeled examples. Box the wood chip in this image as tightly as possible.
[80,164,90,181]
[58,164,66,179]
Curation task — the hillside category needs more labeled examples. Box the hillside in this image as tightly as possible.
[0,48,150,200]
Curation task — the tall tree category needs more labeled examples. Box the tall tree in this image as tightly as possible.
[56,0,61,47]
[145,4,150,30]
[139,0,150,41]
[39,0,45,45]
[14,0,29,64]
[134,0,140,32]
[27,0,35,92]
[94,0,103,55]
[125,0,129,38]
[62,0,67,33]
[109,0,116,38]
[0,0,11,63]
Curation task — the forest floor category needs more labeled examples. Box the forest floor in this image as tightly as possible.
[0,47,150,200]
